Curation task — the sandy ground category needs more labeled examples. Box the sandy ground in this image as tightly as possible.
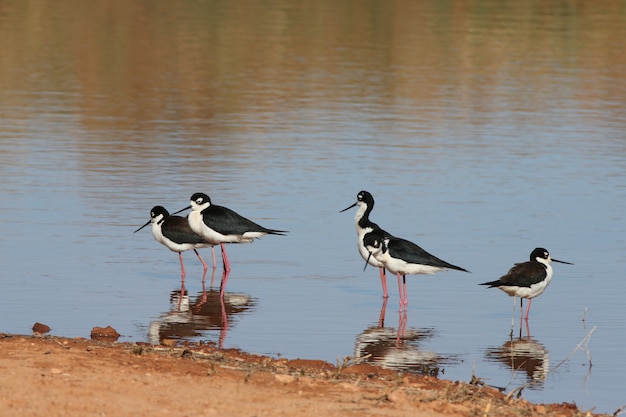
[0,333,604,417]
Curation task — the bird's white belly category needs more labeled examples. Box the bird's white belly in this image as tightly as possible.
[188,211,206,235]
[376,252,442,275]
[498,280,550,299]
[240,231,265,241]
[188,211,231,244]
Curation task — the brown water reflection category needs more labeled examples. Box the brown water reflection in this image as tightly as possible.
[149,279,257,348]
[354,299,457,376]
[485,335,550,389]
[1,0,624,136]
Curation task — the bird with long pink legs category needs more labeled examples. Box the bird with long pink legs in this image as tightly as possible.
[480,248,572,321]
[341,191,393,298]
[173,192,287,274]
[135,206,217,283]
[363,229,469,310]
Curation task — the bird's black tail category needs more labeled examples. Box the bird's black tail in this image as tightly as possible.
[267,229,288,236]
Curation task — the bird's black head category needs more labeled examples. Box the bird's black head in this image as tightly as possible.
[362,230,385,271]
[531,247,573,265]
[530,247,550,261]
[190,192,211,206]
[150,206,169,220]
[363,229,386,253]
[134,206,169,233]
[341,190,374,213]
[357,190,374,207]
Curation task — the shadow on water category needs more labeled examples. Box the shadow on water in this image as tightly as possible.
[484,321,549,389]
[148,269,257,348]
[354,299,458,377]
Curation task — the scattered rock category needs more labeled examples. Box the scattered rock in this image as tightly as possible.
[287,359,335,371]
[90,326,120,341]
[32,322,51,335]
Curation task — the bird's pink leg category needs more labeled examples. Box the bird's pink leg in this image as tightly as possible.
[220,243,231,272]
[178,280,186,311]
[193,249,209,272]
[211,247,217,269]
[398,308,408,341]
[178,252,186,283]
[397,273,403,306]
[402,275,408,307]
[219,269,231,298]
[510,297,517,331]
[378,297,388,328]
[397,273,406,310]
[379,267,389,298]
[208,267,217,288]
[200,266,208,287]
[219,294,229,349]
[524,299,532,320]
[524,318,531,338]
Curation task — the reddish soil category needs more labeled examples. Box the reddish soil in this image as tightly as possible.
[0,334,605,417]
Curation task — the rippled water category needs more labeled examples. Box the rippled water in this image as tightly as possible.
[1,1,626,413]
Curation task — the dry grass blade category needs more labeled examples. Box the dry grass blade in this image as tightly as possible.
[612,404,626,416]
[550,325,596,374]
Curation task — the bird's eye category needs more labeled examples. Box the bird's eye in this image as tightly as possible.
[196,198,203,204]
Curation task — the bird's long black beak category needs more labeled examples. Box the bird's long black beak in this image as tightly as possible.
[363,251,373,272]
[552,258,574,265]
[340,202,357,213]
[134,220,151,233]
[171,205,192,216]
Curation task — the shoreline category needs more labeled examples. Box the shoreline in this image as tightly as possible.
[0,333,606,417]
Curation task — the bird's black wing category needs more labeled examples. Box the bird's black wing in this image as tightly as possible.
[162,216,209,245]
[483,262,547,288]
[388,237,468,272]
[204,205,287,235]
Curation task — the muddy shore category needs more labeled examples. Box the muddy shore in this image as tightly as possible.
[0,333,606,417]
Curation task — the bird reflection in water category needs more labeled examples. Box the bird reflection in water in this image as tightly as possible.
[485,321,549,389]
[148,268,257,348]
[354,299,456,376]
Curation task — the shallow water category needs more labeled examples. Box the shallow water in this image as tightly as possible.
[1,1,626,413]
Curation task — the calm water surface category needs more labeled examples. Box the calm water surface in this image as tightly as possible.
[1,1,625,413]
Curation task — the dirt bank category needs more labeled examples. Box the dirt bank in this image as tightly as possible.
[0,334,603,417]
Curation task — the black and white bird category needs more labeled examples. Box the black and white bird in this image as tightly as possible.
[341,191,392,298]
[134,206,216,281]
[173,192,287,271]
[480,248,573,320]
[363,230,469,308]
